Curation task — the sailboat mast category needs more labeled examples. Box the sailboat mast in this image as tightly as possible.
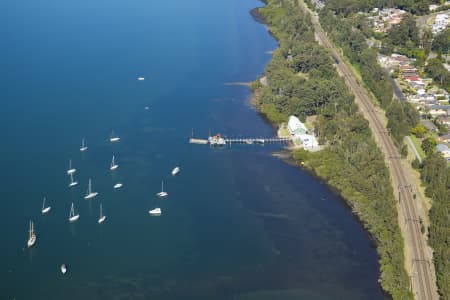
[42,197,45,209]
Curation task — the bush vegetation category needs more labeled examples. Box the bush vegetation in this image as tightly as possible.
[420,154,450,299]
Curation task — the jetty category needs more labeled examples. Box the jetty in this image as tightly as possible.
[189,133,291,146]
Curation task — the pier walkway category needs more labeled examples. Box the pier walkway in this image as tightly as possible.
[189,136,291,145]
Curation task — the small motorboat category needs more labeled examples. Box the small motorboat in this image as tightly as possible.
[113,182,123,189]
[171,166,180,176]
[61,264,67,274]
[149,207,161,216]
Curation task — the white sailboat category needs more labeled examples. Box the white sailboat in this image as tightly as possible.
[68,173,78,187]
[156,180,168,198]
[68,203,80,222]
[110,155,118,170]
[148,207,161,216]
[80,138,88,152]
[66,159,76,175]
[110,131,120,142]
[84,178,98,199]
[27,220,36,248]
[171,166,180,176]
[98,203,106,224]
[113,182,123,189]
[41,197,51,214]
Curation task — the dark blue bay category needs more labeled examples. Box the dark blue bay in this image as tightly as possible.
[1,0,385,299]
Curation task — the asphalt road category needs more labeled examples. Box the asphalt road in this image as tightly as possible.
[298,2,439,299]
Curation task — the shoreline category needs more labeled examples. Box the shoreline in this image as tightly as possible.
[248,3,408,298]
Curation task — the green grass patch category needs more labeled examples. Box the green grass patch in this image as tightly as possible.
[409,134,426,160]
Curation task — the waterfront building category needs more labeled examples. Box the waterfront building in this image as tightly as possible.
[288,115,308,135]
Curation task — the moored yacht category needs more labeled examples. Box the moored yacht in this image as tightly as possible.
[171,166,180,176]
[156,181,168,198]
[27,220,36,248]
[80,138,88,152]
[98,203,106,224]
[66,159,76,175]
[68,173,78,187]
[61,264,67,274]
[110,155,118,170]
[41,197,51,214]
[113,182,123,189]
[84,178,98,199]
[68,203,79,222]
[110,131,120,142]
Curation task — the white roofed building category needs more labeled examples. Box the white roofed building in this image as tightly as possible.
[298,134,319,150]
[288,115,308,135]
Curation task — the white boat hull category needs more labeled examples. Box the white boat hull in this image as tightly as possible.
[67,169,76,175]
[110,164,119,170]
[69,215,80,222]
[41,206,51,214]
[113,183,123,189]
[27,236,36,248]
[98,216,106,224]
[110,137,120,142]
[149,208,161,216]
[61,264,67,274]
[171,167,180,176]
[80,147,88,152]
[69,181,78,187]
[156,192,168,198]
[84,192,98,200]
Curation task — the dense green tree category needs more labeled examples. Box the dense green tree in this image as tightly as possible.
[432,28,450,54]
[384,14,420,56]
[411,123,428,137]
[425,58,450,91]
[421,28,433,55]
[421,137,437,154]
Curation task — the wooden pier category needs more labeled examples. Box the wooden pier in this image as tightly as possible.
[189,136,291,145]
[223,137,291,144]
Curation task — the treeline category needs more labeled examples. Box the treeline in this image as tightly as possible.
[324,0,441,15]
[419,154,450,299]
[318,8,419,145]
[255,0,412,298]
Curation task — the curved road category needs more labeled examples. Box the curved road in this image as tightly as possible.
[297,2,439,299]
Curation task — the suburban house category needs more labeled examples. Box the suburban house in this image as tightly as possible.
[288,115,308,135]
[437,144,450,159]
[288,115,319,150]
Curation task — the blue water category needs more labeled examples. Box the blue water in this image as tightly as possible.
[1,0,386,299]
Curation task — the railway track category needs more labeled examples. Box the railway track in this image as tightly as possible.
[299,3,439,299]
